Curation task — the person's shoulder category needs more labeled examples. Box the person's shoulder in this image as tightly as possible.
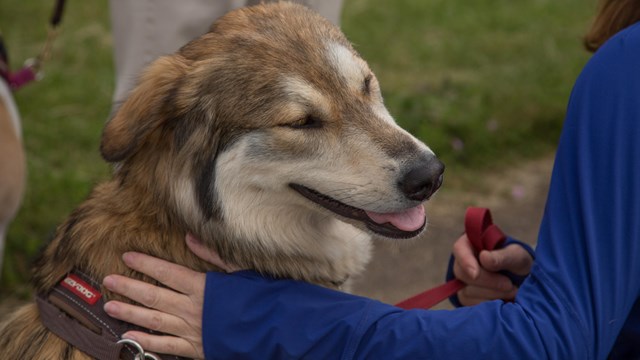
[575,21,640,92]
[592,21,640,64]
[612,21,640,46]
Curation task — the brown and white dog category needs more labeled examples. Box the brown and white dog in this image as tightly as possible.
[0,74,26,279]
[0,3,443,358]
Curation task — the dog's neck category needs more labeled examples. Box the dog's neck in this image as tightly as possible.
[198,204,373,288]
[31,180,211,296]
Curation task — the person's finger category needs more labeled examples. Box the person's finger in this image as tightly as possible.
[478,244,533,275]
[103,274,201,319]
[120,331,203,359]
[120,251,206,295]
[454,262,515,293]
[451,234,480,280]
[186,234,242,272]
[103,300,198,340]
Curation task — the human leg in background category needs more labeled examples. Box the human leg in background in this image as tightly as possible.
[109,0,343,111]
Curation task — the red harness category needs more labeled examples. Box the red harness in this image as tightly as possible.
[395,207,506,309]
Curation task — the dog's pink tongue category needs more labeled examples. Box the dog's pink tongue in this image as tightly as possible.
[365,205,425,231]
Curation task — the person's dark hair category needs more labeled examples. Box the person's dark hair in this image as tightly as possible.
[584,0,640,52]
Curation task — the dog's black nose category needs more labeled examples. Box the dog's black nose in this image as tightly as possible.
[399,156,445,201]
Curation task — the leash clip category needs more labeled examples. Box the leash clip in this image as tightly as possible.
[24,57,44,80]
[117,338,160,360]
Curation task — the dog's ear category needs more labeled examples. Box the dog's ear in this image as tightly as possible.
[101,56,190,162]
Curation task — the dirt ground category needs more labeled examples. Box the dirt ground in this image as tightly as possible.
[0,155,554,315]
[351,155,554,309]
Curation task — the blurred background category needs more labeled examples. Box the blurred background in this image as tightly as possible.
[0,0,595,305]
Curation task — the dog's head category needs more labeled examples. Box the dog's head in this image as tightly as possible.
[100,3,443,281]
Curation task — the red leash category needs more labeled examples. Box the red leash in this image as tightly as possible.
[395,207,506,309]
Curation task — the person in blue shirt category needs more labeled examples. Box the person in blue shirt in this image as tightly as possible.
[102,0,640,358]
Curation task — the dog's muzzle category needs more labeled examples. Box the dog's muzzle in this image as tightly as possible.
[289,155,444,239]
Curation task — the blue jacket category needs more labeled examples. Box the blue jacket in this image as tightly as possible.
[201,22,640,359]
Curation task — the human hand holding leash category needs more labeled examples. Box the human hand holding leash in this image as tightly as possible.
[451,233,534,306]
[102,234,237,359]
[396,207,535,309]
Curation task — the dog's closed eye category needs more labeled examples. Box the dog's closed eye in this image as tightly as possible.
[363,74,372,95]
[284,115,323,129]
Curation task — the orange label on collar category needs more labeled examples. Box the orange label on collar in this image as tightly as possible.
[60,274,102,305]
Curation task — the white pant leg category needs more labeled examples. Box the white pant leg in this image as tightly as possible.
[299,0,344,25]
[109,0,344,107]
[109,0,243,107]
[245,0,344,24]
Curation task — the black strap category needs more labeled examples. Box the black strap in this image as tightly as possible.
[50,0,66,27]
[0,33,9,82]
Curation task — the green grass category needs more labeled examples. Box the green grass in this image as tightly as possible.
[342,0,595,169]
[0,0,595,295]
[1,0,113,295]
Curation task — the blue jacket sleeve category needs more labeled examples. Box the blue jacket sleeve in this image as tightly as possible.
[202,22,640,360]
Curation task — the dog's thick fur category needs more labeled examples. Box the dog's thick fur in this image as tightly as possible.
[0,79,26,278]
[0,3,442,358]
